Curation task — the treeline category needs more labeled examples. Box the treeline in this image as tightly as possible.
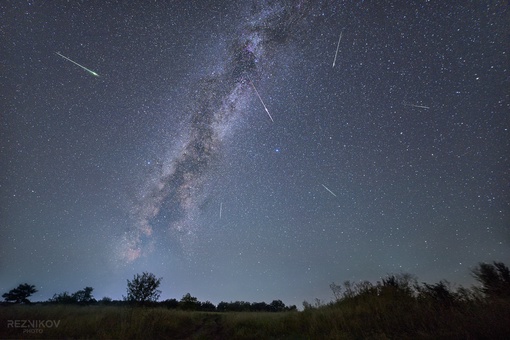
[48,294,296,312]
[160,295,296,312]
[2,287,298,312]
[4,295,297,313]
[2,262,508,338]
[3,261,509,314]
[3,271,299,312]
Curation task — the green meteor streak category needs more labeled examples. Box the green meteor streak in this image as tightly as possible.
[56,52,100,77]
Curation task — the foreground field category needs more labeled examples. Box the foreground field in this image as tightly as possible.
[1,299,509,339]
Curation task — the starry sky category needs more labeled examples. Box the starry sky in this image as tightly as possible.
[1,1,509,308]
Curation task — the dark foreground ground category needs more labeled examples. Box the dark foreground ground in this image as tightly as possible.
[1,299,509,339]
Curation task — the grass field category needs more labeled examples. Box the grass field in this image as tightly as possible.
[1,298,509,339]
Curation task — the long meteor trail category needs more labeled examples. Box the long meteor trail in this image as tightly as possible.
[249,79,274,122]
[56,52,100,77]
[332,30,343,68]
[321,184,337,197]
[402,102,430,109]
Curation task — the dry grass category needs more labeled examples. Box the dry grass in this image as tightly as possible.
[1,298,509,339]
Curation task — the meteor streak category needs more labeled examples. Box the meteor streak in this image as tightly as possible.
[402,102,430,109]
[321,184,337,197]
[219,202,223,219]
[249,79,274,122]
[332,30,343,68]
[56,52,100,77]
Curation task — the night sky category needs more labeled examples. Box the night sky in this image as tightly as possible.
[1,1,509,309]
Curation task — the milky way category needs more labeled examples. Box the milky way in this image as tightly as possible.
[119,1,333,262]
[3,0,508,308]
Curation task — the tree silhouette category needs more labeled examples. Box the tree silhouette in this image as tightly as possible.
[162,298,179,309]
[302,300,313,310]
[472,261,510,299]
[180,293,199,310]
[251,301,269,311]
[125,272,162,304]
[269,299,286,312]
[200,300,216,311]
[73,287,95,304]
[217,301,229,312]
[48,287,95,304]
[48,291,75,304]
[2,283,37,304]
[99,296,112,305]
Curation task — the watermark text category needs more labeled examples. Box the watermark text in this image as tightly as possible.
[7,319,61,334]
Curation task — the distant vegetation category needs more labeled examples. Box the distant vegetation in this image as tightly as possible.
[1,261,509,338]
[48,287,95,304]
[2,283,37,304]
